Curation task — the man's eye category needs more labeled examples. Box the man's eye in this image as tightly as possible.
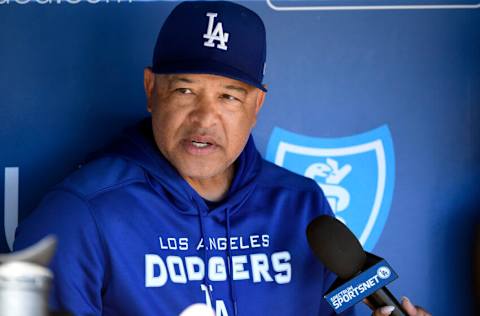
[221,94,240,102]
[176,88,193,94]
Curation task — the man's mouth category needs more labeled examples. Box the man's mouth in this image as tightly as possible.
[183,135,218,155]
[191,140,211,148]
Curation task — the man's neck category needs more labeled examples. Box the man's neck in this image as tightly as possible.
[184,165,235,202]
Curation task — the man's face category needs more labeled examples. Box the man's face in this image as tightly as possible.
[144,69,265,184]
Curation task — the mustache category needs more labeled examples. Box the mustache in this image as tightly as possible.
[181,129,223,145]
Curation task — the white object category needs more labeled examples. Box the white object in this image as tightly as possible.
[0,261,52,316]
[180,303,215,316]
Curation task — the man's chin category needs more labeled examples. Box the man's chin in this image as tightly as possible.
[177,164,232,182]
[181,171,224,181]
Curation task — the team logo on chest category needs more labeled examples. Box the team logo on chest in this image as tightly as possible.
[203,12,229,51]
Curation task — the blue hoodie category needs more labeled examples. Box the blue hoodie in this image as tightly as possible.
[14,119,355,316]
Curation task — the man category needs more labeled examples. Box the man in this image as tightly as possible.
[14,1,430,316]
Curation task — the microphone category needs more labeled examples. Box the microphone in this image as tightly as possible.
[306,215,408,316]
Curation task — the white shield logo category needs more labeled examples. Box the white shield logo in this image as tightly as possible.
[266,125,395,251]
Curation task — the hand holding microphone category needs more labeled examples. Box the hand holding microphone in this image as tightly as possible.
[306,215,431,316]
[371,296,431,316]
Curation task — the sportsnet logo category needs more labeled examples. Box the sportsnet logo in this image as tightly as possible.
[325,260,397,313]
[266,125,395,251]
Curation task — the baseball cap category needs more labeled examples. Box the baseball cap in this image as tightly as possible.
[152,1,267,92]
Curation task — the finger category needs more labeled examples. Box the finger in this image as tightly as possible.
[401,296,417,315]
[363,298,374,310]
[371,306,396,316]
[415,307,432,316]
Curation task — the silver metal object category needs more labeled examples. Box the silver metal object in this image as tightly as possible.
[0,236,57,316]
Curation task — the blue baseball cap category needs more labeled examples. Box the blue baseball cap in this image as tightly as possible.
[152,1,267,92]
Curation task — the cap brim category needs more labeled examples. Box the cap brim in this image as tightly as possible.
[152,60,267,92]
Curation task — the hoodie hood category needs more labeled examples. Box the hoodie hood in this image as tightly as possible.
[93,118,262,222]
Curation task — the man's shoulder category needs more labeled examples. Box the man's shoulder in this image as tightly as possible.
[257,158,319,193]
[13,155,145,252]
[58,156,146,200]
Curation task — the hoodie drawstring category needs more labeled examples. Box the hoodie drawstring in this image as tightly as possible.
[225,207,238,316]
[196,200,214,307]
[197,199,239,316]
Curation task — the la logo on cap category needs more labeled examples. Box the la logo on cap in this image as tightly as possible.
[203,12,229,51]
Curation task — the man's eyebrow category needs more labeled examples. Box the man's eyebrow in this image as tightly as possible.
[165,76,196,90]
[170,77,195,84]
[224,85,247,95]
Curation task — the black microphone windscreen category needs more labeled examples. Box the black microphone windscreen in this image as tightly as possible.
[306,215,367,279]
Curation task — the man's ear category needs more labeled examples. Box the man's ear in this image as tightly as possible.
[255,85,267,114]
[144,67,155,113]
[250,87,267,129]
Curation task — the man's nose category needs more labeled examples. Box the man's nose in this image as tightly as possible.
[189,96,219,127]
